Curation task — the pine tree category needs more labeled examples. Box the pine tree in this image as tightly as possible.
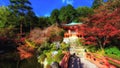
[9,0,34,35]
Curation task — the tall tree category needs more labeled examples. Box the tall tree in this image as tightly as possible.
[0,6,17,38]
[38,17,51,28]
[75,7,94,22]
[76,7,94,17]
[0,6,10,28]
[0,6,17,28]
[9,0,33,35]
[25,10,38,31]
[50,9,60,25]
[59,4,76,23]
[92,0,104,9]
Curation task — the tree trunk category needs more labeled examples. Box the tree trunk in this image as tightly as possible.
[98,39,105,54]
[16,59,20,68]
[96,37,105,54]
[30,22,32,32]
[20,22,22,37]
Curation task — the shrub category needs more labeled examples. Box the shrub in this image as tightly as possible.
[105,46,120,57]
[54,50,64,62]
[60,42,69,51]
[29,25,64,44]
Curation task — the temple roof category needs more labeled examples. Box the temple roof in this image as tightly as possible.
[64,22,82,26]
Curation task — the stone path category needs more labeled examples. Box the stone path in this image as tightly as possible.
[80,57,98,68]
[69,45,98,68]
[68,55,98,68]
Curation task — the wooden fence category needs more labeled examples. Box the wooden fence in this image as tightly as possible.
[86,52,116,68]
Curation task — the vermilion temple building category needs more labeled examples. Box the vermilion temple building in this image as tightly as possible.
[62,22,84,44]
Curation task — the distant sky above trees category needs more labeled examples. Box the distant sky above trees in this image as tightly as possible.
[0,0,94,16]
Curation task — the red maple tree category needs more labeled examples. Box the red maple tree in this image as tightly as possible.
[78,7,120,49]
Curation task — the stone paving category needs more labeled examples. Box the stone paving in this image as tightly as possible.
[80,57,98,68]
[68,55,98,68]
[69,45,98,68]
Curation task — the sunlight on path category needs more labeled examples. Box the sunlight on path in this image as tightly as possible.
[80,57,98,68]
[69,44,98,68]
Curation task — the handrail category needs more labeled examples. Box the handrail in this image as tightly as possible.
[105,57,120,65]
[85,52,116,68]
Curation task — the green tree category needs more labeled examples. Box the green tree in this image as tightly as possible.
[25,10,38,32]
[38,17,51,28]
[0,6,11,28]
[0,6,17,38]
[92,0,104,9]
[59,4,76,23]
[76,7,94,17]
[75,7,94,22]
[50,9,60,25]
[9,0,34,35]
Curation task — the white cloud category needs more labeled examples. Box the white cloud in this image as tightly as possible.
[44,13,50,17]
[62,0,74,5]
[66,0,74,5]
[62,0,65,3]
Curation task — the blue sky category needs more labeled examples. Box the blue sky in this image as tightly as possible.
[0,0,94,17]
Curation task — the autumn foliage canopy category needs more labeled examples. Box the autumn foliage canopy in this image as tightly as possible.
[78,7,120,48]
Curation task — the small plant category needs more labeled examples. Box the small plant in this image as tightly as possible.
[60,42,70,51]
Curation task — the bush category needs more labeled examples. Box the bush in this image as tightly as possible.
[54,50,64,62]
[105,46,120,57]
[0,27,15,38]
[60,42,69,51]
[37,42,66,65]
[28,25,64,44]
